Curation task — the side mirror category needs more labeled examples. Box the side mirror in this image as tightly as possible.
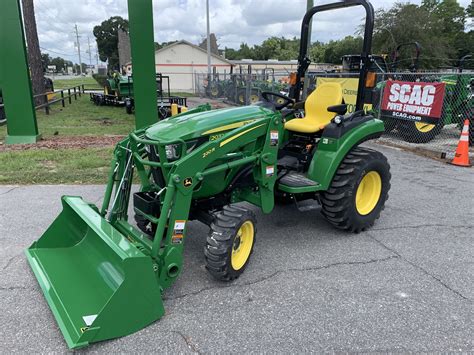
[327,104,348,115]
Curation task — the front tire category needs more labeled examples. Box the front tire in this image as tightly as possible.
[320,147,391,233]
[204,205,256,281]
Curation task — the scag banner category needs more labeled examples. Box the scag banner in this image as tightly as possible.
[381,80,446,124]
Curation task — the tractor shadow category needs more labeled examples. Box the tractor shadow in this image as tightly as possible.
[164,200,389,301]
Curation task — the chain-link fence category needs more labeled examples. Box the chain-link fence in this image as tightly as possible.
[372,72,473,159]
[195,71,291,105]
[195,71,473,159]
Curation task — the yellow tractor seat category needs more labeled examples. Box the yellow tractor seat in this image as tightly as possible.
[285,82,343,134]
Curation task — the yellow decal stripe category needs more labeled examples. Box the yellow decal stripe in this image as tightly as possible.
[220,124,265,147]
[202,120,255,135]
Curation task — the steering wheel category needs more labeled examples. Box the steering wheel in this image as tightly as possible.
[261,91,294,110]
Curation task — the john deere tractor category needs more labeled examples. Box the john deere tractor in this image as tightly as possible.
[27,0,391,349]
[90,72,134,106]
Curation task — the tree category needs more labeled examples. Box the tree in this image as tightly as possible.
[41,53,51,71]
[322,36,363,63]
[51,57,65,73]
[199,33,219,55]
[93,16,129,70]
[373,3,454,69]
[22,0,45,105]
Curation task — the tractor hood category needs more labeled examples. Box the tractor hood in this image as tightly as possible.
[145,105,273,142]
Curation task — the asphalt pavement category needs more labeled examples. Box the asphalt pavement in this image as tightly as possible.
[0,143,473,352]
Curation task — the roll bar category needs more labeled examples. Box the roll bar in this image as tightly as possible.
[390,42,422,72]
[289,0,375,111]
[459,54,472,73]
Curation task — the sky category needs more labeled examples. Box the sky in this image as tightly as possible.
[33,0,472,65]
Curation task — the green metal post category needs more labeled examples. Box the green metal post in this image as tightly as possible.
[0,0,41,144]
[127,0,158,129]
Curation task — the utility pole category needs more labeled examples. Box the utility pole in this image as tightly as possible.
[21,0,46,105]
[87,36,93,74]
[74,24,82,75]
[206,0,211,76]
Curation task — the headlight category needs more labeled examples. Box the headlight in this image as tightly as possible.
[165,144,180,160]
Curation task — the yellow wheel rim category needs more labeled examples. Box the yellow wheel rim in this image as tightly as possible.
[211,88,218,96]
[238,94,245,103]
[355,171,382,215]
[415,122,435,133]
[231,221,254,270]
[250,95,259,103]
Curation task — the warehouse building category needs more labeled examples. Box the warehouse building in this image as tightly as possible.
[124,41,338,92]
[154,40,233,92]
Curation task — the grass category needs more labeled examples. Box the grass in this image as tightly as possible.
[0,95,135,142]
[0,90,199,184]
[52,76,99,90]
[0,147,113,184]
[0,95,136,184]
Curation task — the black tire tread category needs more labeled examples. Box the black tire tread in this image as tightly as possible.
[320,146,391,233]
[204,205,256,281]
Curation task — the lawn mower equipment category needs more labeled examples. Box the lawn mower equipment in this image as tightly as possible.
[124,74,187,119]
[26,0,391,349]
[90,72,133,107]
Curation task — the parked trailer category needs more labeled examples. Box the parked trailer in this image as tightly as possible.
[124,74,188,119]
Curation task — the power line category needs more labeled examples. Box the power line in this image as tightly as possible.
[39,46,76,58]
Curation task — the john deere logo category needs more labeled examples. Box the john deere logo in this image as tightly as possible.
[183,178,193,187]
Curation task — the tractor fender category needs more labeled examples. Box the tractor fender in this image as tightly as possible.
[307,118,384,190]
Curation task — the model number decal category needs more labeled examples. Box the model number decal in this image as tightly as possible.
[209,133,224,141]
[202,147,216,158]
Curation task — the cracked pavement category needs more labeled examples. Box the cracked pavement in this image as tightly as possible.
[0,144,473,352]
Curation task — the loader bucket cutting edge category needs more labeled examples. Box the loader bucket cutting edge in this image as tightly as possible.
[25,196,165,349]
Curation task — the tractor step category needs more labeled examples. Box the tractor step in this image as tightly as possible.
[278,172,320,193]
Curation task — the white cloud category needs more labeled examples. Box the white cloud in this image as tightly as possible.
[32,0,472,64]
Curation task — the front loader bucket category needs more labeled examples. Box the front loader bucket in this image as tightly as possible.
[25,196,164,349]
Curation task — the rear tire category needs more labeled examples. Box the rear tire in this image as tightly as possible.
[320,147,391,233]
[204,205,256,281]
[237,88,246,105]
[125,100,133,114]
[398,120,444,143]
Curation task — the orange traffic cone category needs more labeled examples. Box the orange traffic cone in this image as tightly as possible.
[449,119,471,167]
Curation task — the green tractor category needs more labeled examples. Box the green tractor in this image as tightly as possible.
[90,72,134,106]
[26,0,391,349]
